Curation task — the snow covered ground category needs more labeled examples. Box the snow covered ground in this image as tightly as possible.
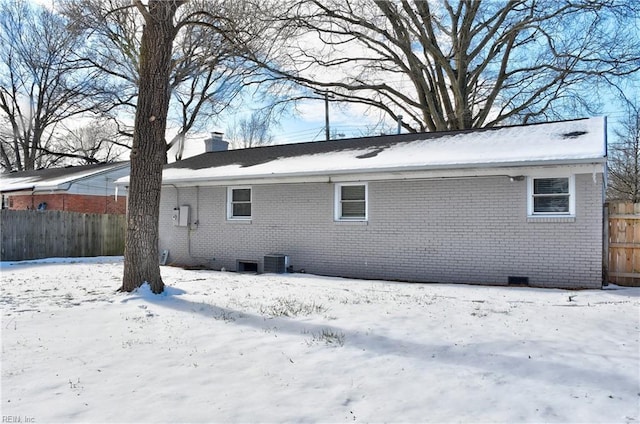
[1,257,638,423]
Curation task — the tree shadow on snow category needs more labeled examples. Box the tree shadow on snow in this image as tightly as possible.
[135,288,638,395]
[601,285,640,298]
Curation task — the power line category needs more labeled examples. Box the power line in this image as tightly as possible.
[313,89,335,141]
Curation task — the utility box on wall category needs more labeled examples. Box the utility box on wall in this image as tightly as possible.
[172,206,190,227]
[172,208,180,226]
[179,205,189,227]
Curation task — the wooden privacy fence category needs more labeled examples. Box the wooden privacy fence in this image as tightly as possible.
[1,210,126,261]
[608,202,640,286]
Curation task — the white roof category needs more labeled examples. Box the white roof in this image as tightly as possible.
[1,162,129,193]
[119,117,607,186]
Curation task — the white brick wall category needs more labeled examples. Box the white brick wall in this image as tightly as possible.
[159,173,603,289]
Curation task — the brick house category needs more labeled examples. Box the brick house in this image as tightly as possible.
[1,162,129,214]
[144,118,606,289]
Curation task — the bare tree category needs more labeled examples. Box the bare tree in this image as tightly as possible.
[0,0,104,171]
[243,0,640,132]
[121,0,186,294]
[59,0,279,293]
[55,119,128,165]
[608,98,640,202]
[227,111,274,149]
[64,0,268,161]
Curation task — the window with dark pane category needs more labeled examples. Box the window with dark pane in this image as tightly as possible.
[232,202,251,217]
[230,188,251,218]
[340,185,366,218]
[532,178,570,214]
[534,178,568,195]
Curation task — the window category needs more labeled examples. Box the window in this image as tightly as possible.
[227,186,251,219]
[335,183,367,221]
[528,176,575,216]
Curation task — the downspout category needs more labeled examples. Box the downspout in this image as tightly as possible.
[188,186,194,258]
[187,186,201,259]
[166,184,180,208]
[64,182,71,212]
[104,177,109,214]
[603,202,609,287]
[166,184,202,261]
[165,184,183,256]
[195,184,201,221]
[187,185,208,262]
[602,116,609,287]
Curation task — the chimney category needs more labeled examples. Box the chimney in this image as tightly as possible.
[204,131,228,152]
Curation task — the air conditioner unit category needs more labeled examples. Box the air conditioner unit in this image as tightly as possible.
[263,254,289,273]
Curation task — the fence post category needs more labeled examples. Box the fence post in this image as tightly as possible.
[608,201,640,286]
[603,202,609,285]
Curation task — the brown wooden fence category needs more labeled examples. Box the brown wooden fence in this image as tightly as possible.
[1,210,126,261]
[607,202,640,286]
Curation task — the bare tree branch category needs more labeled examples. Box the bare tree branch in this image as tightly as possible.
[608,95,640,202]
[226,110,274,149]
[0,0,108,171]
[240,0,640,132]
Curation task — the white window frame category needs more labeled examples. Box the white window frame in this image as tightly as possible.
[527,175,575,217]
[334,182,368,221]
[227,186,252,220]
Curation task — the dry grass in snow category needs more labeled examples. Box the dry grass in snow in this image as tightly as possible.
[1,257,638,423]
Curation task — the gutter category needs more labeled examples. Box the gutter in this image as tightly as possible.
[3,162,130,194]
[0,186,36,194]
[159,159,607,187]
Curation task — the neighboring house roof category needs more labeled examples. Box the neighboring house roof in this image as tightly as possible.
[0,162,130,193]
[118,117,607,187]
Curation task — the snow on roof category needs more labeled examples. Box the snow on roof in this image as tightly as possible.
[119,117,606,186]
[0,162,129,193]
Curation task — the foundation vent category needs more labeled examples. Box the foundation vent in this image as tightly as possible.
[237,260,258,273]
[508,276,529,286]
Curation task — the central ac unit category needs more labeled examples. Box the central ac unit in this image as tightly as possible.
[263,254,289,273]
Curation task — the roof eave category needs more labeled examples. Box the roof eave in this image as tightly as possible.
[1,162,130,193]
[0,187,35,194]
[160,157,606,186]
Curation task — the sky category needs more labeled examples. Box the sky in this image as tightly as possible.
[175,96,627,162]
[171,91,393,160]
[29,0,637,162]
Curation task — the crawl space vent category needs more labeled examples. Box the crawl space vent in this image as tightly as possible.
[508,276,529,286]
[237,260,258,273]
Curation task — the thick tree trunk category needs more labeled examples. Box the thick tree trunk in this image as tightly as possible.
[121,1,182,293]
